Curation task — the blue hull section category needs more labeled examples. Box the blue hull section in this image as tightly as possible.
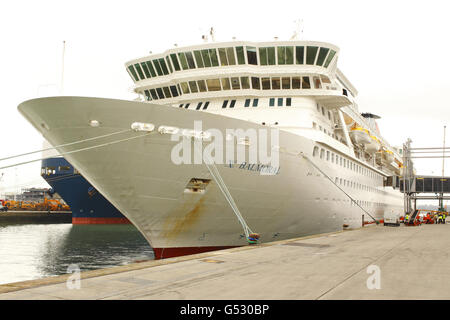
[41,158,129,224]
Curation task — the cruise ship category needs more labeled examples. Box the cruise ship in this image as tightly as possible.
[18,39,404,259]
[41,157,130,224]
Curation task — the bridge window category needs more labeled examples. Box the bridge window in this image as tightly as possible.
[244,99,251,107]
[259,47,276,65]
[146,61,157,77]
[277,98,283,106]
[181,82,190,94]
[189,81,199,93]
[295,46,305,64]
[246,46,258,65]
[231,77,240,90]
[178,53,189,70]
[313,76,322,89]
[286,98,292,106]
[140,62,151,78]
[277,46,293,65]
[282,77,290,89]
[209,49,219,66]
[221,78,231,90]
[262,77,271,90]
[170,54,181,71]
[203,101,210,110]
[196,102,203,110]
[150,89,158,100]
[165,57,173,73]
[156,88,164,99]
[269,98,275,107]
[134,64,145,80]
[170,85,179,97]
[222,100,228,108]
[206,79,221,91]
[153,59,164,75]
[127,65,139,81]
[201,49,212,67]
[252,99,259,107]
[194,50,204,68]
[316,47,330,66]
[272,77,280,89]
[251,77,260,89]
[236,46,246,64]
[163,87,171,98]
[229,100,236,108]
[197,80,207,92]
[159,58,170,75]
[292,77,301,89]
[324,50,336,68]
[241,77,250,89]
[218,47,236,66]
[306,46,319,65]
[302,77,311,89]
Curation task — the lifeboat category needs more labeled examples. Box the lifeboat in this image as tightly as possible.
[365,135,381,153]
[381,148,395,164]
[349,127,371,145]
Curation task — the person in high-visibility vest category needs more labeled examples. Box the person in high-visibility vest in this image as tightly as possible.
[443,214,447,224]
[438,214,443,224]
[405,214,410,224]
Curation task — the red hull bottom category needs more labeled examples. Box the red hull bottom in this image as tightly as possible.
[153,246,239,259]
[72,217,131,224]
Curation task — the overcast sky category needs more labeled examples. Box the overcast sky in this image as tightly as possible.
[0,0,449,200]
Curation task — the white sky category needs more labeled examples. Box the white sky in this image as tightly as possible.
[0,0,449,201]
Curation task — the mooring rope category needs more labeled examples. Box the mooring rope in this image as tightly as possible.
[0,129,132,162]
[0,132,149,170]
[299,152,379,224]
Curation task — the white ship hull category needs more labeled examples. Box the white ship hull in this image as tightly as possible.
[19,97,403,258]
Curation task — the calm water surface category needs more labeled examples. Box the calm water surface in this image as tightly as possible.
[0,223,154,285]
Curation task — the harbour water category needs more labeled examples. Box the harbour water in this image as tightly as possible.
[0,222,154,285]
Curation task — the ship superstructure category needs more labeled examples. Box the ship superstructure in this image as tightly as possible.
[19,39,404,259]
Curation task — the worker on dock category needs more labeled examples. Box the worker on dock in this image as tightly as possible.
[437,213,442,224]
[405,213,410,224]
[443,214,446,224]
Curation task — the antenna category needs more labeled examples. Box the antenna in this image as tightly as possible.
[60,40,66,95]
[210,27,215,42]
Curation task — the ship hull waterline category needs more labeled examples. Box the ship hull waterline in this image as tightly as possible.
[19,97,402,259]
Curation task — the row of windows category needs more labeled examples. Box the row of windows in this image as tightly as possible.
[179,101,210,110]
[142,75,332,101]
[177,97,293,110]
[127,45,337,82]
[313,146,382,181]
[333,176,384,195]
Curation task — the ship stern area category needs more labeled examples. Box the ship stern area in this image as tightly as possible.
[19,96,351,259]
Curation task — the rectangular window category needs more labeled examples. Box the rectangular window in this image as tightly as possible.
[189,81,198,93]
[231,77,240,89]
[267,47,275,65]
[170,85,179,97]
[153,59,164,75]
[229,100,236,108]
[150,89,158,100]
[251,77,260,89]
[128,65,139,81]
[218,48,228,66]
[140,62,151,78]
[240,77,250,89]
[197,80,207,92]
[196,102,203,110]
[292,77,301,89]
[259,47,267,65]
[244,99,251,107]
[277,98,283,106]
[134,63,145,80]
[306,46,319,65]
[178,53,189,70]
[181,82,190,94]
[269,98,275,106]
[146,61,157,77]
[185,103,190,109]
[163,86,172,98]
[316,47,330,66]
[185,52,196,69]
[201,49,212,67]
[246,46,257,65]
[206,79,221,91]
[209,49,219,66]
[236,46,245,64]
[222,100,229,108]
[194,50,204,68]
[158,58,169,75]
[262,77,271,90]
[313,76,322,89]
[324,50,336,68]
[271,77,280,90]
[320,75,331,84]
[302,76,311,89]
[203,101,210,110]
[221,78,231,90]
[285,46,293,64]
[144,90,151,101]
[156,87,164,99]
[226,47,236,65]
[170,54,181,71]
[282,77,290,89]
[165,56,173,73]
[179,104,183,108]
[295,46,304,64]
[277,46,286,65]
[252,98,259,107]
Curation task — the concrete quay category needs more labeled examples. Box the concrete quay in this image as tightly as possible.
[1,223,449,300]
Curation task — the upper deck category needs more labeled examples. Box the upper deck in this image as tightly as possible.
[124,40,354,107]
